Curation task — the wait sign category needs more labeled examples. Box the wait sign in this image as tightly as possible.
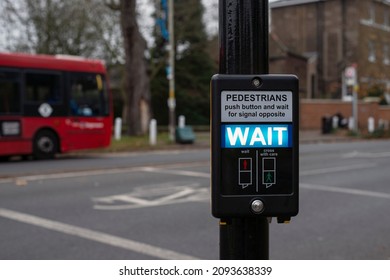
[222,124,292,148]
[211,74,299,220]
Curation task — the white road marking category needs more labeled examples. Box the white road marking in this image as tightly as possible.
[301,183,390,199]
[0,160,375,185]
[343,150,390,159]
[98,195,152,206]
[0,168,140,184]
[92,183,209,210]
[0,208,198,260]
[141,167,210,178]
[154,188,198,203]
[93,193,209,210]
[0,161,209,185]
[300,163,376,176]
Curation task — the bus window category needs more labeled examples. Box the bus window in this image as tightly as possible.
[25,72,62,104]
[69,73,108,116]
[0,70,21,114]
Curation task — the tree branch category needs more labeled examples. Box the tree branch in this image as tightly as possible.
[104,0,120,11]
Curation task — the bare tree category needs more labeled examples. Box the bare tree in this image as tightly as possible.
[1,0,152,135]
[107,0,151,135]
[0,0,123,63]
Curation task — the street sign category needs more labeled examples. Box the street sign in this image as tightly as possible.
[211,74,299,218]
[345,66,357,86]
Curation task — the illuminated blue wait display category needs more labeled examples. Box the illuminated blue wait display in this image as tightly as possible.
[222,124,292,148]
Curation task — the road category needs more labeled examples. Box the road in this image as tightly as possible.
[0,140,389,259]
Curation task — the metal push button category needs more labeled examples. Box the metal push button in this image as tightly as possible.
[251,199,264,214]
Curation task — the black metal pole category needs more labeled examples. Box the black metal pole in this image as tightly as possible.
[219,0,268,75]
[219,0,269,260]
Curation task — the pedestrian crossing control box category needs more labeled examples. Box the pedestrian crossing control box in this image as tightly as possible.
[211,74,299,220]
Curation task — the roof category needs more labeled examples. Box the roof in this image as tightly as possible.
[270,0,323,9]
[271,0,390,9]
[0,52,106,73]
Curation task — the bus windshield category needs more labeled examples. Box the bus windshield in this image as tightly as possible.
[70,73,109,117]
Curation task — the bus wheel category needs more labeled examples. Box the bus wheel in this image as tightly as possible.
[33,130,58,160]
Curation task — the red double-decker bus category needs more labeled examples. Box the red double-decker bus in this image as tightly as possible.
[0,52,112,159]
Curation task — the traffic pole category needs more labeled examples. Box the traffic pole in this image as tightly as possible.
[218,0,269,260]
[168,0,176,141]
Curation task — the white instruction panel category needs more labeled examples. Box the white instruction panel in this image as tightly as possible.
[221,91,292,122]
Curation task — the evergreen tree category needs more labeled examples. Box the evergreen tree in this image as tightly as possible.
[151,0,217,125]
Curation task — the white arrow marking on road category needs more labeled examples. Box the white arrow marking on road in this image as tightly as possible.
[92,183,208,210]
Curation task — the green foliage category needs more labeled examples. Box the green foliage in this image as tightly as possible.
[367,84,388,105]
[367,84,384,98]
[150,0,217,125]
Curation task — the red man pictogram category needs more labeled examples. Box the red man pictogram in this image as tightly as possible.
[239,157,252,188]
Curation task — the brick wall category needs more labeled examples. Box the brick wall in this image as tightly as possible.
[300,99,390,131]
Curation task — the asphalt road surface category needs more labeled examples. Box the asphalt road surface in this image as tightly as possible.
[0,140,389,259]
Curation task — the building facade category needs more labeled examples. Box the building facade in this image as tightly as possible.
[270,0,390,99]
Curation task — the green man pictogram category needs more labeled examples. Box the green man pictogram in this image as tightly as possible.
[265,172,273,183]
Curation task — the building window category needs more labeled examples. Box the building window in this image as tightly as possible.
[384,44,390,65]
[385,10,389,27]
[368,41,376,62]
